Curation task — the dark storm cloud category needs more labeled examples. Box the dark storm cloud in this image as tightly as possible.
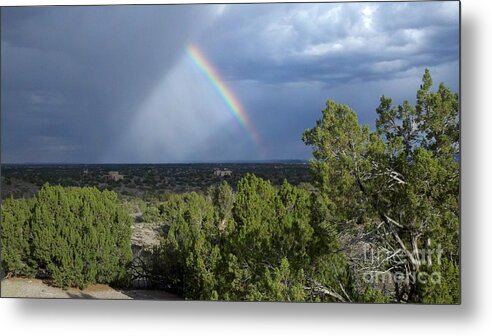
[1,2,459,163]
[1,5,220,163]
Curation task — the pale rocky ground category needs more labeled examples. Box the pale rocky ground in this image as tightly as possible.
[1,278,180,300]
[131,221,163,247]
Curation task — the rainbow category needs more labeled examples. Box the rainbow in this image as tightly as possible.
[186,44,261,144]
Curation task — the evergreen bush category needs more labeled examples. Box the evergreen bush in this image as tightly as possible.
[1,184,132,289]
[0,197,36,276]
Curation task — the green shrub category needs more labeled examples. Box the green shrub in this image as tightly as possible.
[360,287,391,303]
[1,184,132,289]
[146,176,349,302]
[142,205,161,223]
[1,197,37,276]
[417,259,460,304]
[157,192,221,299]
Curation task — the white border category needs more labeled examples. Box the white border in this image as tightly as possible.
[1,0,490,335]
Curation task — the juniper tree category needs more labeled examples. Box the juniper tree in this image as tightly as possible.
[28,185,132,288]
[303,70,459,303]
[1,197,36,276]
[149,175,350,302]
[219,175,351,302]
[156,192,222,299]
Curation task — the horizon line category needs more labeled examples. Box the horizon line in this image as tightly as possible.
[1,159,310,165]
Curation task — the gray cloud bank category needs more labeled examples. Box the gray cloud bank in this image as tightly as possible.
[1,2,459,163]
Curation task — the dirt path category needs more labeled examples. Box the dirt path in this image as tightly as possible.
[1,277,180,300]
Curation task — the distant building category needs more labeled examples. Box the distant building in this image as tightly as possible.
[108,171,125,181]
[83,169,89,175]
[213,169,232,177]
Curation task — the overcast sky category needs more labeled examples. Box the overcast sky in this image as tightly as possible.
[1,2,459,163]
